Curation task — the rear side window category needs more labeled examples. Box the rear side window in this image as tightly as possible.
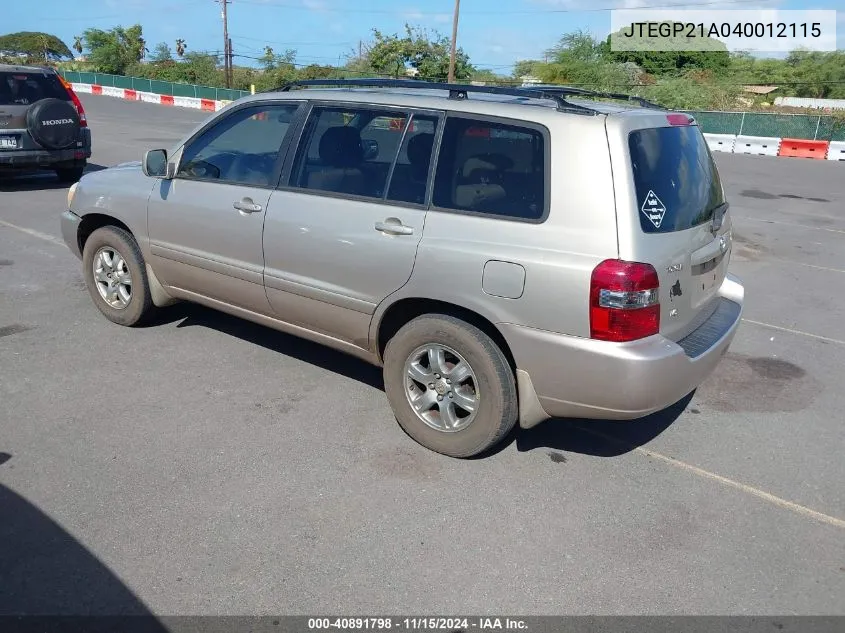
[432,117,546,221]
[629,126,725,233]
[0,72,68,106]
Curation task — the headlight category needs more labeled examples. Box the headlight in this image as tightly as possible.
[67,182,78,209]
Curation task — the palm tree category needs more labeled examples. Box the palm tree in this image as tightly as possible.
[138,36,149,61]
[175,39,186,58]
[73,36,83,56]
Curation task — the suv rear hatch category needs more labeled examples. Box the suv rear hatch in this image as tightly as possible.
[0,69,78,151]
[607,112,732,343]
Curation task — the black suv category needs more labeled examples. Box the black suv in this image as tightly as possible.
[0,64,91,182]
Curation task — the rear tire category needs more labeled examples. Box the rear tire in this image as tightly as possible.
[82,226,154,327]
[383,314,518,458]
[56,163,85,183]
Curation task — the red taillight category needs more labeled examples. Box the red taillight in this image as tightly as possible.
[666,113,694,126]
[590,259,660,342]
[59,75,87,127]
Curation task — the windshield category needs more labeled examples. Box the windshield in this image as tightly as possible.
[628,125,726,234]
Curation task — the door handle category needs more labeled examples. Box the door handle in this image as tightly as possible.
[374,218,414,235]
[233,199,262,214]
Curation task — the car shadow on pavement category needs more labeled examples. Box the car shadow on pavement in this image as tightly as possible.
[0,468,167,626]
[149,303,691,458]
[506,392,694,458]
[0,163,108,192]
[159,302,385,390]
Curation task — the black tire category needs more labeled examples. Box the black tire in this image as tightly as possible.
[383,314,518,458]
[56,162,85,183]
[82,226,154,327]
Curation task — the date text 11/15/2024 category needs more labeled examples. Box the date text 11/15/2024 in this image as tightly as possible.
[308,618,529,630]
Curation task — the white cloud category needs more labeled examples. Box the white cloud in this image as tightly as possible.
[530,0,784,8]
[401,8,451,24]
[303,0,329,13]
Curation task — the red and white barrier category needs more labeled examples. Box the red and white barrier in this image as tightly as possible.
[703,132,838,161]
[70,82,230,112]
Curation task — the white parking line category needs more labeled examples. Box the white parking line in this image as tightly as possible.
[736,216,845,235]
[772,259,845,274]
[742,319,845,346]
[578,428,845,530]
[0,220,64,246]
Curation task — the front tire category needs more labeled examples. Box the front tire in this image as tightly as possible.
[82,226,154,326]
[383,314,518,458]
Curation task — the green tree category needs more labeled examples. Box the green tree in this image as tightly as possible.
[604,22,731,76]
[0,31,73,61]
[253,47,298,90]
[73,36,83,56]
[470,68,506,84]
[83,25,145,74]
[300,64,336,79]
[525,30,630,91]
[150,42,173,63]
[367,25,473,81]
[175,39,187,58]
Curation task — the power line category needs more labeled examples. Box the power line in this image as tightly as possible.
[232,0,766,15]
[229,33,356,46]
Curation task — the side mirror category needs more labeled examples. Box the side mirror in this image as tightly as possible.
[143,149,170,178]
[362,138,379,161]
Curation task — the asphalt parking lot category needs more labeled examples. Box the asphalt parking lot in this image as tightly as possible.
[1,94,844,616]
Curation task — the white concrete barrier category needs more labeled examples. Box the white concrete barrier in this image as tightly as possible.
[174,96,201,109]
[71,82,92,93]
[704,133,736,153]
[826,141,845,161]
[734,135,781,157]
[101,86,125,98]
[139,92,162,104]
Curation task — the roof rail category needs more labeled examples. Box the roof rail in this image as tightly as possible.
[520,85,666,110]
[271,78,665,114]
[270,78,608,115]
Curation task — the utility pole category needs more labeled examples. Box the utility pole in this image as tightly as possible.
[228,37,233,86]
[447,0,461,83]
[219,0,231,88]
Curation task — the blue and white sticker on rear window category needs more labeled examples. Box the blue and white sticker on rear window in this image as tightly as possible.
[629,126,725,234]
[640,189,667,229]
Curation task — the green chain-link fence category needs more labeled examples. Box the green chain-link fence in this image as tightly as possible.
[58,70,250,102]
[683,110,844,141]
[58,71,844,141]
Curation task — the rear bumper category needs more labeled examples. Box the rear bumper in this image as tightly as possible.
[61,210,83,259]
[502,274,744,427]
[0,129,91,169]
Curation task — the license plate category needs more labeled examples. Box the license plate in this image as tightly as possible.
[0,136,17,149]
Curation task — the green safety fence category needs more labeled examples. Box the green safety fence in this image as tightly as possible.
[684,110,845,141]
[58,71,845,141]
[58,70,250,102]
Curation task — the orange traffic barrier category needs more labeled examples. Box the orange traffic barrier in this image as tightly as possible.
[778,138,829,160]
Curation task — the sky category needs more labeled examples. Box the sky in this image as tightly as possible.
[4,0,843,73]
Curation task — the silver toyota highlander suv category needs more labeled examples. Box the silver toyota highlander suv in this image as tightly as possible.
[60,79,744,458]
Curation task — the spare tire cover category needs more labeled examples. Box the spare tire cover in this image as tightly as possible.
[26,98,81,150]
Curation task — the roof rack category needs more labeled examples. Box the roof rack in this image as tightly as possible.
[520,85,665,110]
[269,78,653,116]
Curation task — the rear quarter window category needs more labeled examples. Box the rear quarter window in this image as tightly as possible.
[628,126,725,233]
[432,116,547,222]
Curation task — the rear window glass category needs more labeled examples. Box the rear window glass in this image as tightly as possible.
[628,126,725,233]
[0,72,68,106]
